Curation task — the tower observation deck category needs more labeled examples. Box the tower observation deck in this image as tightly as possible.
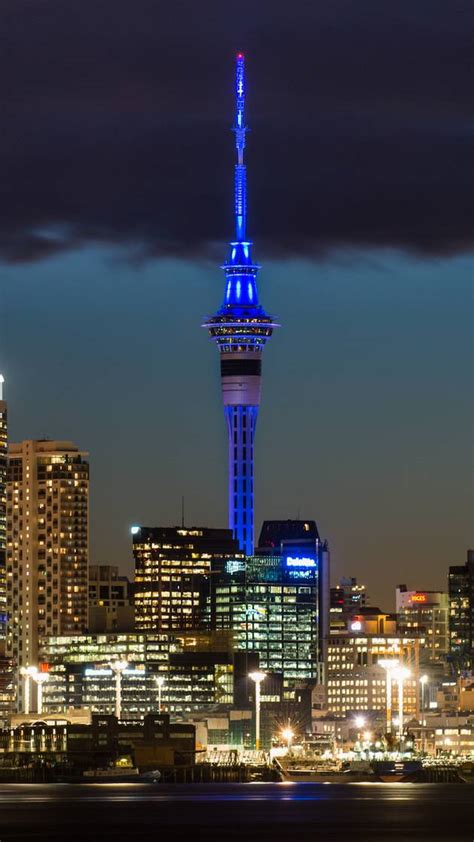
[203,54,279,556]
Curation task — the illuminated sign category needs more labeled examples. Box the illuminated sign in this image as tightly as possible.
[288,569,314,579]
[84,667,143,677]
[351,621,362,631]
[286,557,316,568]
[85,668,113,676]
[411,594,427,603]
[226,560,246,574]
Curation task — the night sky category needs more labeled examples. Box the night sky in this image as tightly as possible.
[0,1,472,607]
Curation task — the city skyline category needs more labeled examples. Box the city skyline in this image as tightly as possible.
[0,7,474,828]
[0,1,472,609]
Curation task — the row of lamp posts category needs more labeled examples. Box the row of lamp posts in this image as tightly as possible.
[378,661,428,746]
[19,663,266,751]
[20,660,427,745]
[20,662,167,720]
[109,662,166,720]
[19,661,264,742]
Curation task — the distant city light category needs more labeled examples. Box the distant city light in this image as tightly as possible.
[131,526,140,535]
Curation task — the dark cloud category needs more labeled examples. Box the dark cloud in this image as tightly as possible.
[1,0,472,263]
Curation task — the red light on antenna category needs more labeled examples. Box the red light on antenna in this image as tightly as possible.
[237,53,244,59]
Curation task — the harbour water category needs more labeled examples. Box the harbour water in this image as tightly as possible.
[0,782,472,841]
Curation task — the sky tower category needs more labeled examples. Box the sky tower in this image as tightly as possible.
[203,54,278,556]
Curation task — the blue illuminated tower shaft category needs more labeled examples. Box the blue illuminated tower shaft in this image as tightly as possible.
[226,405,257,557]
[203,55,279,555]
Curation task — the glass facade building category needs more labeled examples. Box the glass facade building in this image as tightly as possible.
[212,553,322,693]
[39,630,246,720]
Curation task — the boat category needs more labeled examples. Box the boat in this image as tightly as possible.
[372,759,423,782]
[276,757,375,783]
[81,766,161,783]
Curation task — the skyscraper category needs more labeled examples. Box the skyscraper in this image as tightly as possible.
[133,525,241,631]
[448,550,474,671]
[211,520,330,687]
[203,54,278,556]
[6,440,89,688]
[0,376,7,642]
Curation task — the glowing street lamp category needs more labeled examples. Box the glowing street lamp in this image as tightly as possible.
[249,671,266,751]
[155,675,165,712]
[354,715,366,730]
[109,660,128,720]
[378,659,399,734]
[392,665,411,745]
[31,671,49,715]
[281,725,294,750]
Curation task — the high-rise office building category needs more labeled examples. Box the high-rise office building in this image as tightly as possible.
[449,551,474,670]
[0,376,7,642]
[88,565,134,633]
[257,520,330,676]
[396,585,449,662]
[203,54,278,556]
[133,526,241,632]
[327,609,424,718]
[211,520,330,689]
[6,440,89,683]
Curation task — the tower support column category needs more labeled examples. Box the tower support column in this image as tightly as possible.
[225,405,258,556]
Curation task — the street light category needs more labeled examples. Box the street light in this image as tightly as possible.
[378,659,399,735]
[392,666,411,746]
[19,666,38,715]
[155,675,165,712]
[109,660,128,720]
[354,715,366,729]
[249,671,266,751]
[31,671,49,715]
[281,726,294,751]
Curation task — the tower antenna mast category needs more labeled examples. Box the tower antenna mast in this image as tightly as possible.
[234,53,247,241]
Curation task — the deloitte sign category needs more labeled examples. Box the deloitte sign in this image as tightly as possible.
[286,557,316,568]
[285,556,317,578]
